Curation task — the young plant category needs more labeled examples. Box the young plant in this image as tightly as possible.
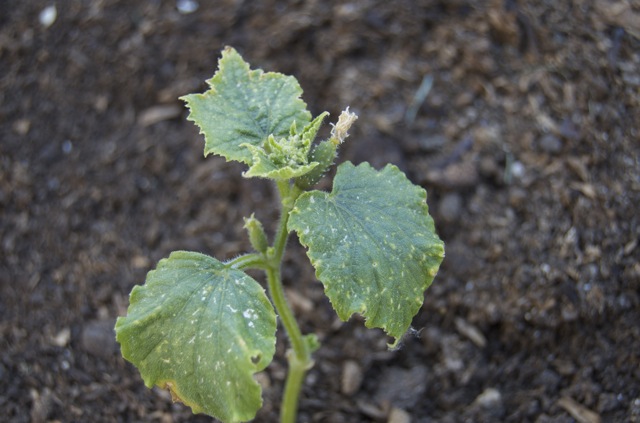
[115,47,444,423]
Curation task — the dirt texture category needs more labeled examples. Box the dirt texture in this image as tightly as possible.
[1,1,639,422]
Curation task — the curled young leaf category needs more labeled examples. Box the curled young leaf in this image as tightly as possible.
[242,112,328,180]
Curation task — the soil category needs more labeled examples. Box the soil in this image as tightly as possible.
[1,1,639,422]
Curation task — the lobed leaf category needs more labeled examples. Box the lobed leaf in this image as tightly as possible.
[181,46,311,164]
[288,162,444,347]
[115,251,276,423]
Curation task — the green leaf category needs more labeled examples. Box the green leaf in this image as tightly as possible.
[181,47,311,164]
[115,251,276,423]
[288,162,444,347]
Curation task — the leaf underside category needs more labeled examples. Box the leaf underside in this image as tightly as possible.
[288,162,445,347]
[115,251,276,423]
[181,46,311,164]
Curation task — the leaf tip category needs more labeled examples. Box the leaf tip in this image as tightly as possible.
[387,338,401,350]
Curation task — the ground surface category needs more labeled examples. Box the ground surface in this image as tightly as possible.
[1,1,639,422]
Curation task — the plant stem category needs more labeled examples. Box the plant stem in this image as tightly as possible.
[265,180,313,423]
[281,349,310,423]
[224,253,266,270]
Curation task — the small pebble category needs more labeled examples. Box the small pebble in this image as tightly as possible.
[474,388,502,408]
[597,392,622,413]
[39,5,57,28]
[51,327,71,347]
[509,160,525,180]
[388,407,411,423]
[417,134,447,152]
[13,119,31,135]
[62,140,73,154]
[628,397,640,421]
[341,360,363,396]
[176,0,198,14]
[375,366,427,408]
[539,133,562,154]
[30,388,53,423]
[81,320,117,360]
[438,193,462,223]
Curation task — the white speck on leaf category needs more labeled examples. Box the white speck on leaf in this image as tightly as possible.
[243,309,257,320]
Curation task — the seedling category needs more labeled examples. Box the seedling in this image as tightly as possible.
[115,47,444,423]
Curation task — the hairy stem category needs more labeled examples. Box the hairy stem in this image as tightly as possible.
[280,350,310,423]
[224,253,266,270]
[265,180,312,423]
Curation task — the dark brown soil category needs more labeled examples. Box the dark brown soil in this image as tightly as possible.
[2,1,639,422]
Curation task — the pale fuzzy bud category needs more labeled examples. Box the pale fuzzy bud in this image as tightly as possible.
[243,213,268,253]
[330,107,358,145]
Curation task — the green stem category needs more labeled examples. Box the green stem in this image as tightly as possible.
[281,350,310,423]
[265,180,312,423]
[224,253,267,270]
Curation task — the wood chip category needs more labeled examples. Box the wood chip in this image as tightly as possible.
[624,238,638,255]
[454,317,487,348]
[341,360,363,396]
[566,157,590,182]
[137,104,182,127]
[570,182,597,199]
[558,396,601,423]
